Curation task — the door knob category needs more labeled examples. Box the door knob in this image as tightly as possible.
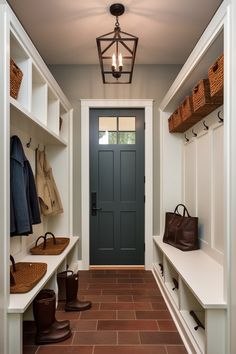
[91,192,102,216]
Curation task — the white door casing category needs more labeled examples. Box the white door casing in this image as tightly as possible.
[81,99,153,269]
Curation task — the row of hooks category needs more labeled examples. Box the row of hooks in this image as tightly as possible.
[26,137,46,151]
[184,111,223,142]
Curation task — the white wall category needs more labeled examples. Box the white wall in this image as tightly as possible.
[49,63,181,258]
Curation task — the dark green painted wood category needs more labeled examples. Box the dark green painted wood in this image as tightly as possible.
[90,108,144,265]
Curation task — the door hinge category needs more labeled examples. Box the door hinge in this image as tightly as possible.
[144,176,146,183]
[144,122,146,129]
[144,195,146,203]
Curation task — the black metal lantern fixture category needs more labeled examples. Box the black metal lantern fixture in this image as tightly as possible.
[96,3,138,84]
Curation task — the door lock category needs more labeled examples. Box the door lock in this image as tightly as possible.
[91,192,102,216]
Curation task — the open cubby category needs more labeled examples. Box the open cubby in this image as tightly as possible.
[32,64,47,124]
[164,257,179,307]
[10,32,31,110]
[47,88,60,135]
[59,103,69,142]
[180,279,205,353]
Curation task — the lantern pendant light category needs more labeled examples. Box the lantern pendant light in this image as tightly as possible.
[96,3,138,84]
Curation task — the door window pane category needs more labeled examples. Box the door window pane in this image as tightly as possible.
[99,117,117,131]
[99,116,136,145]
[99,131,117,144]
[99,117,117,144]
[119,117,135,131]
[118,132,136,144]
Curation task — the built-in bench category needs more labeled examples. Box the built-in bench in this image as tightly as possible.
[8,236,79,354]
[153,236,226,354]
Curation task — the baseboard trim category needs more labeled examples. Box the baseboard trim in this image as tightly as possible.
[89,265,145,270]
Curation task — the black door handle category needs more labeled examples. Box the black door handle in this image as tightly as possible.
[91,192,102,216]
[92,207,102,212]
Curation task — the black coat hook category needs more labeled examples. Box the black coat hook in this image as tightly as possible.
[26,137,31,148]
[192,129,197,137]
[184,134,189,142]
[218,111,224,123]
[203,121,209,130]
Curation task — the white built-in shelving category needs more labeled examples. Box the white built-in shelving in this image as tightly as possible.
[0,2,76,354]
[156,1,230,353]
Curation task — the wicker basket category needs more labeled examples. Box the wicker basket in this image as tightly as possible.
[10,58,23,99]
[10,259,47,294]
[171,107,184,132]
[180,95,202,129]
[168,115,174,132]
[208,54,224,98]
[192,79,222,117]
[30,232,70,255]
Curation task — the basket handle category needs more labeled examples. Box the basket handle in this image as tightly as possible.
[10,254,16,272]
[173,108,178,116]
[10,270,16,286]
[212,62,219,72]
[35,235,46,248]
[193,85,199,93]
[44,232,57,248]
[183,99,187,106]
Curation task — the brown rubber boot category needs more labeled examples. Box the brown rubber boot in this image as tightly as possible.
[57,270,73,301]
[65,271,92,312]
[40,289,70,330]
[33,289,71,344]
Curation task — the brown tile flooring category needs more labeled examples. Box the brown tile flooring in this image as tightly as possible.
[23,270,188,354]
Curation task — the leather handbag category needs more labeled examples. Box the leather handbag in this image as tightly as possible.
[163,204,199,251]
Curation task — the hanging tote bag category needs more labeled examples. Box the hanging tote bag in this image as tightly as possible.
[163,204,199,251]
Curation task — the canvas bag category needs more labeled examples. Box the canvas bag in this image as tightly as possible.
[163,204,199,251]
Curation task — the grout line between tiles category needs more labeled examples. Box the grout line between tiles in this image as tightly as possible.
[164,345,169,354]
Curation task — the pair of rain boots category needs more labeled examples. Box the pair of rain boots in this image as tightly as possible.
[33,289,71,344]
[57,270,92,311]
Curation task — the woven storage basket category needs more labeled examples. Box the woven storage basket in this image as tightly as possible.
[181,95,202,129]
[192,79,222,117]
[10,58,23,99]
[10,261,47,293]
[168,115,174,132]
[30,232,70,255]
[172,106,186,133]
[208,54,224,98]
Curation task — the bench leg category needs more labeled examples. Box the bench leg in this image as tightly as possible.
[8,313,23,354]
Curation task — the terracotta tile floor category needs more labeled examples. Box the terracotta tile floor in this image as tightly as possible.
[23,270,188,354]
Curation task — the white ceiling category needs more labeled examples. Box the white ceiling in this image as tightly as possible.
[8,0,222,65]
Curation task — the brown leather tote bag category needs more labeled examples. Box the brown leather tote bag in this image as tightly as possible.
[163,204,199,251]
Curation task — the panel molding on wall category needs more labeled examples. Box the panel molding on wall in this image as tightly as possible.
[183,122,224,265]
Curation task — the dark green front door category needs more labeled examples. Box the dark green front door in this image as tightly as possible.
[90,108,144,265]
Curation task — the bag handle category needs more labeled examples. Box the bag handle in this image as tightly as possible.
[173,204,190,217]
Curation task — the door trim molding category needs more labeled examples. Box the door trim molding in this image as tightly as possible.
[81,99,153,270]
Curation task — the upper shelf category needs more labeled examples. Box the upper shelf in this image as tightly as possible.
[10,97,67,146]
[10,27,71,144]
[159,2,226,113]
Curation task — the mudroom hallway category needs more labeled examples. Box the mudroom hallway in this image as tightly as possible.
[23,269,186,354]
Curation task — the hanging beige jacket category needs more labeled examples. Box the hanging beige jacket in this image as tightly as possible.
[36,149,63,216]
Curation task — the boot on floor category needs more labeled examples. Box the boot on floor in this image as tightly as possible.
[39,289,70,330]
[57,271,92,311]
[33,289,71,344]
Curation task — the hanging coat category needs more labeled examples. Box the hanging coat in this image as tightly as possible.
[35,149,63,216]
[10,135,41,236]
